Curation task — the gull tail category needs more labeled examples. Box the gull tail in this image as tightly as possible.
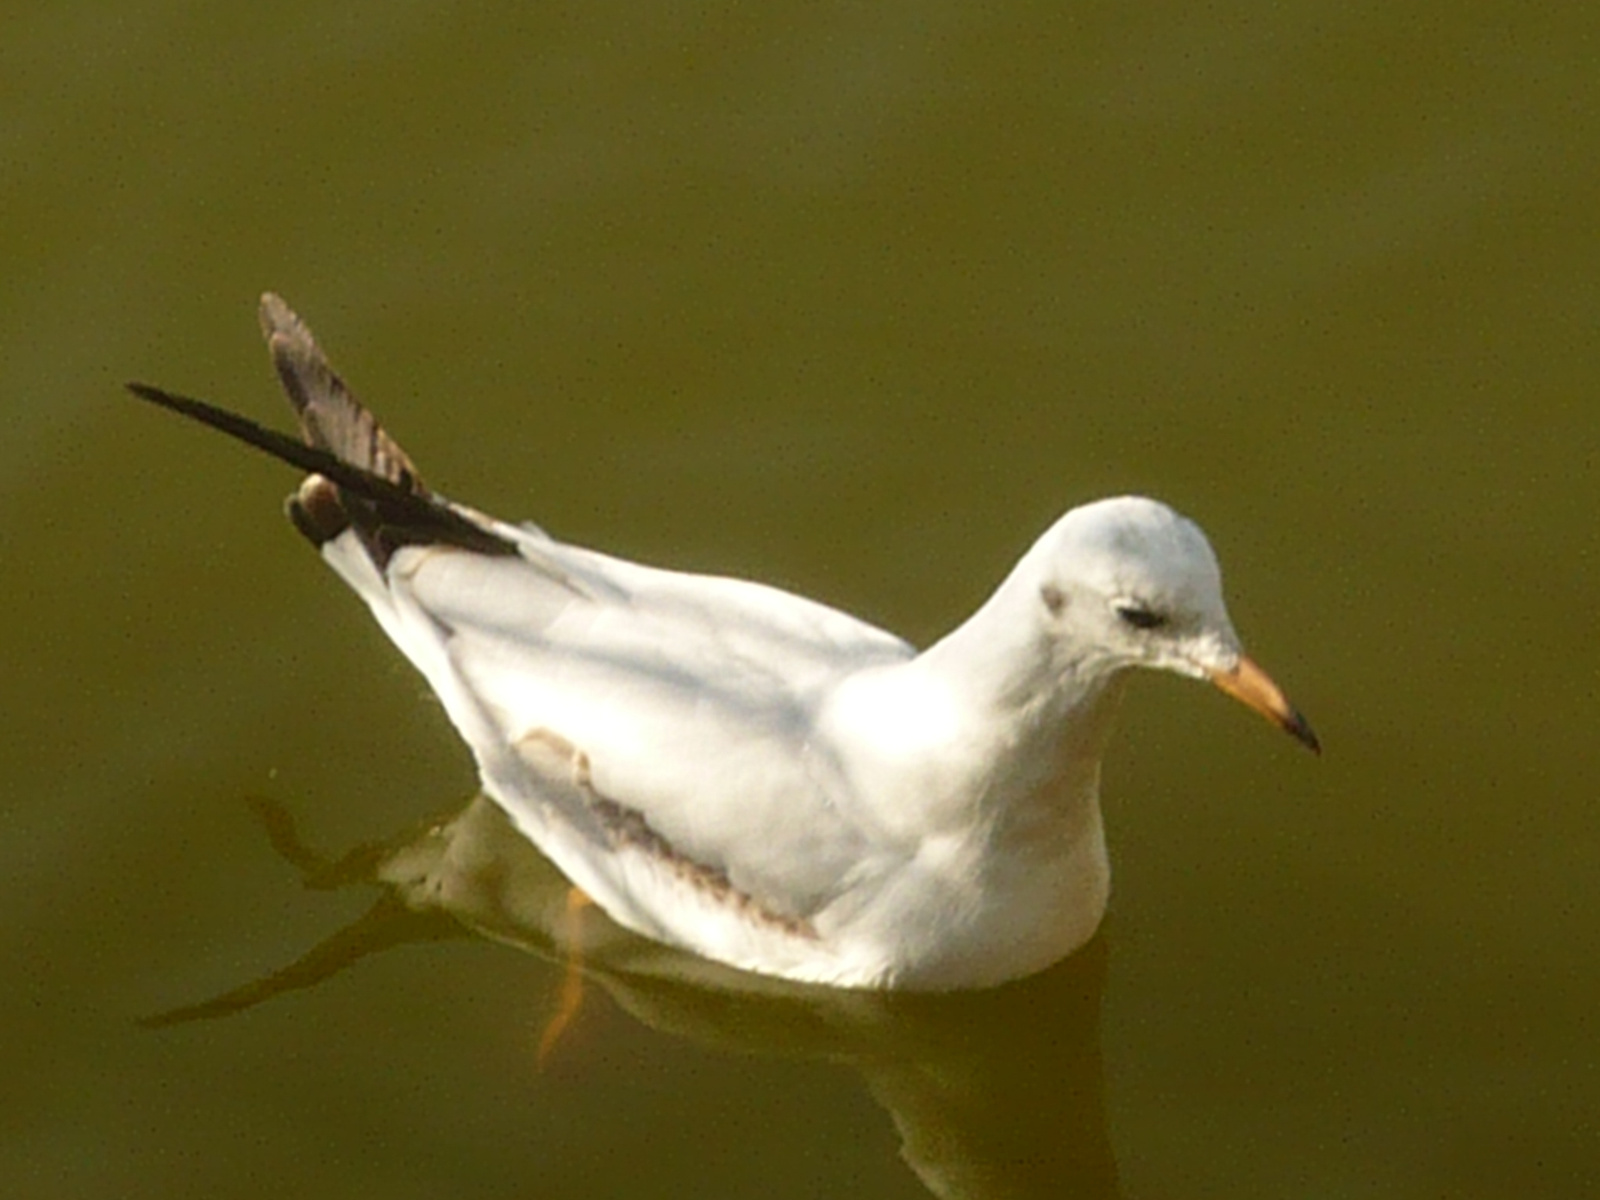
[127,293,515,565]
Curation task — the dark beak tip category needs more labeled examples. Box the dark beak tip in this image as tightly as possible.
[1288,712,1322,756]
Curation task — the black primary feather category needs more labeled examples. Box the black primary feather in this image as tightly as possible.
[129,292,517,563]
[126,380,517,560]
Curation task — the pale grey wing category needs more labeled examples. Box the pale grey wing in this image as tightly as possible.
[382,541,915,924]
[133,291,916,940]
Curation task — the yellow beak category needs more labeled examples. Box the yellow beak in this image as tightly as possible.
[1207,655,1320,754]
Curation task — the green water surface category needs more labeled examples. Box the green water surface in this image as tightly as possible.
[4,3,1597,1197]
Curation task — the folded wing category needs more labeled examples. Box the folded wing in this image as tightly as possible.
[130,294,916,963]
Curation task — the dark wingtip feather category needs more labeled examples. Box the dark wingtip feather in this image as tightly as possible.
[125,379,517,559]
[127,381,339,479]
[256,292,421,489]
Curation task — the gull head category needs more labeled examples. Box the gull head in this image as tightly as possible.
[1036,496,1318,752]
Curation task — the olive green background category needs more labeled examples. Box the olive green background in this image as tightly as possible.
[4,3,1596,1197]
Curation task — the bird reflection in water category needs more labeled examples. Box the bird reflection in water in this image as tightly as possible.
[145,794,1120,1200]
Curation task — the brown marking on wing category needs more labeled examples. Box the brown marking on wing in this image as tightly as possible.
[516,729,816,940]
[252,293,516,563]
[259,293,420,487]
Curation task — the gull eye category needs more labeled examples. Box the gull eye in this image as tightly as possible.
[1115,604,1168,631]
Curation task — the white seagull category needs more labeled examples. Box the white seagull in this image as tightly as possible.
[130,294,1317,992]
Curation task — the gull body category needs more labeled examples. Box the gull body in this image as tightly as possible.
[130,295,1316,992]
